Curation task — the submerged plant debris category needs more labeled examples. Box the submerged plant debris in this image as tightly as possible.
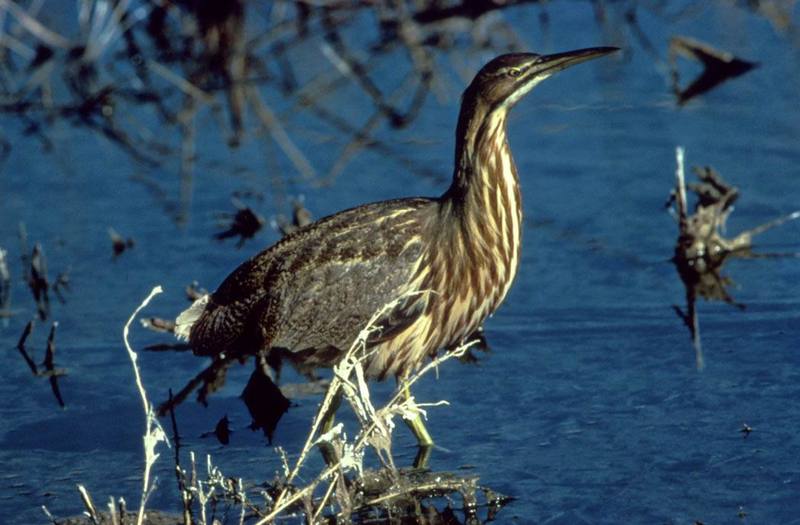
[27,242,50,320]
[214,199,266,248]
[109,227,135,257]
[668,147,800,369]
[15,319,37,375]
[11,224,72,322]
[200,414,232,446]
[274,198,313,237]
[669,36,757,105]
[240,365,290,445]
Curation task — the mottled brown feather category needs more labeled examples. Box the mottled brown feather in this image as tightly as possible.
[182,48,617,380]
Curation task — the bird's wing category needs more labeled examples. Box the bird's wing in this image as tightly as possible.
[187,198,436,361]
[265,199,433,358]
[267,244,428,355]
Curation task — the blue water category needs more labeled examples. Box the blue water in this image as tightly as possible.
[2,3,799,524]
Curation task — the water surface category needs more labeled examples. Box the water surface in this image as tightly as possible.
[1,3,799,523]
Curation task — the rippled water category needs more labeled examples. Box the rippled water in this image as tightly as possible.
[2,3,799,524]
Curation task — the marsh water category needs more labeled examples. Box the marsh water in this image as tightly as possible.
[2,3,800,524]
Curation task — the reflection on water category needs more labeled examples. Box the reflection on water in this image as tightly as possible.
[0,0,546,222]
[15,319,66,408]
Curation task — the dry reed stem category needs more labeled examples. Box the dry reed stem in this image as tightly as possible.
[146,60,215,103]
[310,471,339,523]
[248,86,317,183]
[674,146,705,371]
[258,289,473,523]
[77,484,100,524]
[122,285,170,525]
[106,496,119,525]
[116,286,470,524]
[735,210,800,242]
[675,146,687,227]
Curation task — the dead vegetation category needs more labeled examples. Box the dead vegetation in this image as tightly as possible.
[0,247,11,317]
[52,286,510,524]
[3,223,73,406]
[668,147,800,369]
[214,199,266,248]
[668,36,758,105]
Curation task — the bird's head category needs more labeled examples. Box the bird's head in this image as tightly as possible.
[465,47,619,113]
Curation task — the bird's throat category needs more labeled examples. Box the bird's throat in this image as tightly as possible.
[439,107,523,320]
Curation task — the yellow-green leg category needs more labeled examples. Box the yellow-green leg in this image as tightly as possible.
[401,384,434,469]
[403,382,434,447]
[413,444,432,470]
[318,391,342,465]
[320,392,341,433]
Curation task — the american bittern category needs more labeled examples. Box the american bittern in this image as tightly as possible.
[176,46,617,448]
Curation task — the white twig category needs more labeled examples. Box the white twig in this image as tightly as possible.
[41,505,57,524]
[675,146,687,225]
[255,289,475,523]
[107,496,119,525]
[77,484,99,525]
[123,286,170,525]
[237,478,247,525]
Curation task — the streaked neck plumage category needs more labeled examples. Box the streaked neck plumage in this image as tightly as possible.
[443,88,522,252]
[434,88,523,325]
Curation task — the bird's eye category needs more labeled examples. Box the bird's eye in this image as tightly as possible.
[508,67,522,78]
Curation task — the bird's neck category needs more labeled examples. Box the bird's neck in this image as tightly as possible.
[436,100,523,305]
[406,101,523,354]
[443,102,522,242]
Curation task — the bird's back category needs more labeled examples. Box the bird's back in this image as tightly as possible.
[180,197,438,374]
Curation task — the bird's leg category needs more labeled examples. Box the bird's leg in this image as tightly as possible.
[413,444,432,471]
[399,381,433,469]
[320,390,342,434]
[402,383,434,446]
[318,390,342,465]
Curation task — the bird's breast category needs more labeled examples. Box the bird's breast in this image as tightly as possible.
[366,146,523,379]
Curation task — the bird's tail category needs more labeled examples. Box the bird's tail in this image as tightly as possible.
[175,294,209,341]
[175,293,247,356]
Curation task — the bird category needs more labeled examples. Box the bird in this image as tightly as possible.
[175,46,618,449]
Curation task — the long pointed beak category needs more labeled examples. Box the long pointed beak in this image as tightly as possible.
[536,46,619,75]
